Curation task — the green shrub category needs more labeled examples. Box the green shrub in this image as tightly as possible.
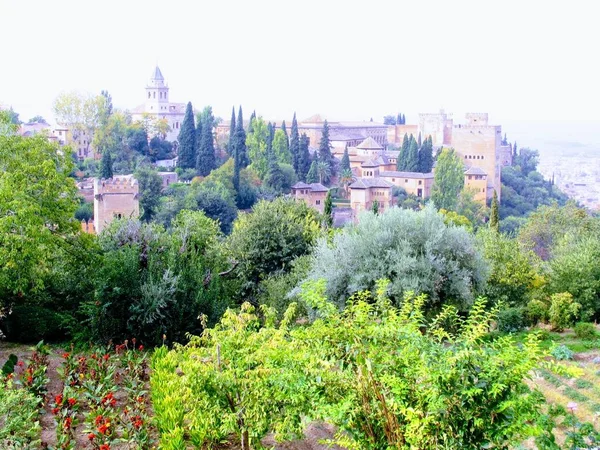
[497,307,526,333]
[575,379,593,389]
[550,344,574,361]
[549,292,580,332]
[2,305,68,342]
[574,322,597,340]
[526,299,548,325]
[0,380,42,447]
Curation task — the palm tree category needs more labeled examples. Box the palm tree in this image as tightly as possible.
[316,161,332,184]
[339,168,355,198]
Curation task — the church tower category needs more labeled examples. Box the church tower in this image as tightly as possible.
[145,66,169,114]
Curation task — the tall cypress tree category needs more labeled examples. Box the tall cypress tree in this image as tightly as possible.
[280,120,289,160]
[512,141,518,163]
[306,159,318,183]
[490,190,499,231]
[227,106,236,156]
[290,113,300,174]
[406,136,419,172]
[196,111,216,176]
[396,113,402,125]
[417,135,434,173]
[340,145,351,172]
[417,132,422,148]
[248,110,256,134]
[235,106,248,168]
[397,133,410,170]
[323,190,333,228]
[177,102,196,169]
[402,114,406,124]
[195,116,203,164]
[100,150,113,179]
[298,133,311,181]
[267,122,274,155]
[318,120,333,169]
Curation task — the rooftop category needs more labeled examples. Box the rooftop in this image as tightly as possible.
[356,136,383,150]
[349,177,393,189]
[464,166,487,176]
[380,171,434,179]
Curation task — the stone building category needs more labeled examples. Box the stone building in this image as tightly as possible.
[387,111,506,202]
[463,166,488,203]
[130,66,186,142]
[379,171,434,198]
[93,175,139,234]
[348,162,394,218]
[291,182,329,213]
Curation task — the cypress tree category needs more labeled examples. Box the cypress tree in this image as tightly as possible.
[235,106,248,168]
[489,190,499,232]
[406,136,419,172]
[265,152,285,192]
[100,150,113,179]
[280,120,289,159]
[177,101,196,169]
[417,136,434,173]
[227,106,236,156]
[340,145,351,172]
[196,111,216,176]
[512,141,518,163]
[306,159,318,183]
[267,122,274,155]
[195,116,203,163]
[318,120,333,169]
[298,133,311,181]
[396,113,401,125]
[418,132,422,147]
[397,133,410,170]
[402,114,406,124]
[372,199,379,215]
[290,113,300,174]
[323,190,333,228]
[248,110,256,134]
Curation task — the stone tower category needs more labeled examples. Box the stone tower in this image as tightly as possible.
[145,66,169,114]
[93,175,139,234]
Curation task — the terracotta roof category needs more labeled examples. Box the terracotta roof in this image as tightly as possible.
[464,166,487,176]
[349,177,393,189]
[361,159,379,168]
[356,136,383,150]
[380,171,434,179]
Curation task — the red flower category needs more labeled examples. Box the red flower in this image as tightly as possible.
[52,407,59,415]
[98,422,110,435]
[138,345,144,351]
[132,415,143,429]
[94,415,104,426]
[99,444,110,450]
[87,433,95,441]
[26,375,33,383]
[62,352,70,359]
[103,354,110,361]
[63,417,72,430]
[17,361,24,367]
[67,397,77,407]
[54,394,63,405]
[136,395,144,403]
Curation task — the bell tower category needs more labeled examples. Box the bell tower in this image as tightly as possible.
[145,66,169,113]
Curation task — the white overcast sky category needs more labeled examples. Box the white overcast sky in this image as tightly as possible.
[1,0,599,128]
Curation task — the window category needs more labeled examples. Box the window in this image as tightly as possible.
[468,175,472,180]
[418,180,422,185]
[405,179,408,183]
[316,200,321,205]
[392,178,395,182]
[153,92,156,98]
[481,155,484,159]
[148,92,150,99]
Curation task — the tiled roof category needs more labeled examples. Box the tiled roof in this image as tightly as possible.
[291,182,329,192]
[464,166,487,176]
[356,136,383,150]
[380,171,434,179]
[361,159,379,168]
[349,177,393,189]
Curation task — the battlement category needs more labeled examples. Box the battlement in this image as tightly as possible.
[465,113,488,125]
[94,176,139,196]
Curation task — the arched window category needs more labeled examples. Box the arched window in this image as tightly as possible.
[153,92,156,99]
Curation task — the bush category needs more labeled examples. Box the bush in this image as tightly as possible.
[550,344,574,361]
[497,307,526,333]
[574,322,597,340]
[2,305,69,342]
[0,380,42,447]
[526,299,548,325]
[549,292,581,332]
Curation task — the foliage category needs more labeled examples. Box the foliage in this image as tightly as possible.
[500,148,568,220]
[417,135,433,173]
[177,102,196,169]
[496,306,526,333]
[439,208,473,231]
[476,228,542,307]
[490,189,499,231]
[517,202,593,260]
[196,106,216,176]
[574,322,597,340]
[550,344,574,361]
[547,231,600,320]
[152,282,545,449]
[323,190,333,228]
[318,120,333,169]
[0,133,80,299]
[0,380,42,448]
[548,292,580,332]
[272,128,291,164]
[227,198,321,301]
[431,148,464,210]
[303,205,488,312]
[135,165,163,222]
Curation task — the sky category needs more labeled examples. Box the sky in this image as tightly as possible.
[1,0,600,140]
